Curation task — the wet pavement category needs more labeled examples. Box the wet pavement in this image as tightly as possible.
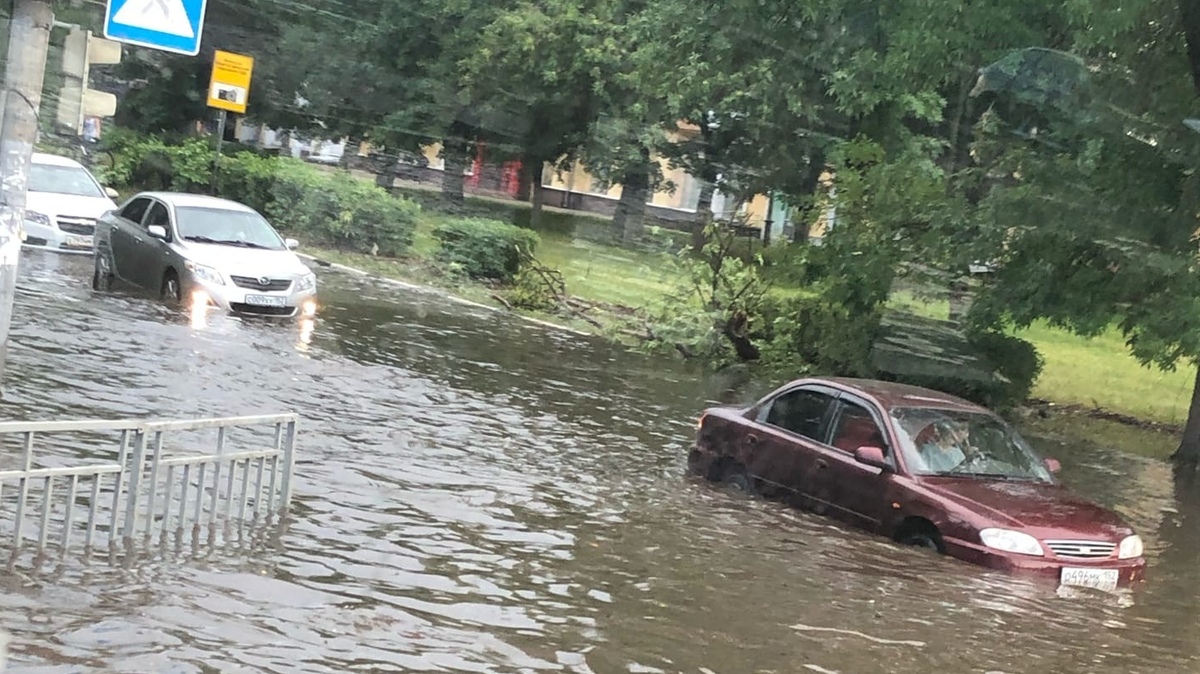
[2,249,1199,673]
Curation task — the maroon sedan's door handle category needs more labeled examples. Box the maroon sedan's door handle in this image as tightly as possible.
[746,434,759,445]
[814,458,828,470]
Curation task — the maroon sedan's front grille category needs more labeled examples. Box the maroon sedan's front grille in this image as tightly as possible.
[1045,540,1116,559]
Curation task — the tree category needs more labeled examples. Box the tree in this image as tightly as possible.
[953,0,1200,468]
[461,0,603,225]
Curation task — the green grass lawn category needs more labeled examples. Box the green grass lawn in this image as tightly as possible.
[1016,322,1195,425]
[885,290,1195,425]
[534,233,677,307]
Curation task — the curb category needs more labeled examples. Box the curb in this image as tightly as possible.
[298,253,595,337]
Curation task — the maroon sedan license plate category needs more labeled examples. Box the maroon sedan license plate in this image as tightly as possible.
[1061,567,1119,592]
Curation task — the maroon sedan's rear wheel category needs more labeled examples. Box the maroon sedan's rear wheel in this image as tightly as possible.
[719,464,756,495]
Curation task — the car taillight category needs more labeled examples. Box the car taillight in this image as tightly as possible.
[696,414,707,429]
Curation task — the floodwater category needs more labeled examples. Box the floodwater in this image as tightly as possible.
[2,250,1200,674]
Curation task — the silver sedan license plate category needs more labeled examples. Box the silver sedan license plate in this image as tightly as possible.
[245,294,287,308]
[65,235,93,249]
[1060,567,1119,592]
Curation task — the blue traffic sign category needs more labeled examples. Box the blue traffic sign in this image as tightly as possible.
[104,0,208,56]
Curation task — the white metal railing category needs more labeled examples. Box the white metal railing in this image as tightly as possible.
[0,414,298,562]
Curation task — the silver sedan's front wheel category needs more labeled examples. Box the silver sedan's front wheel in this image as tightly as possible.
[161,270,182,303]
[92,254,112,291]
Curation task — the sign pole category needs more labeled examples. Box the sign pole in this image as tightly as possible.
[204,48,254,196]
[212,108,227,195]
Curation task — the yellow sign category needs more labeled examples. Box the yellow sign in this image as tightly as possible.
[206,50,254,114]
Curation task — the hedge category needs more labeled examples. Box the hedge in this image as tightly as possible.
[432,218,540,282]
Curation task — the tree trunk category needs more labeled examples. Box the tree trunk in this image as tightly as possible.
[791,147,826,243]
[1173,363,1200,469]
[947,277,971,323]
[442,152,466,210]
[374,154,397,191]
[529,162,546,229]
[516,160,534,202]
[612,171,649,246]
[692,180,716,253]
[1180,0,1200,95]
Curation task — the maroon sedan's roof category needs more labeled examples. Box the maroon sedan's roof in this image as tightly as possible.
[803,377,990,413]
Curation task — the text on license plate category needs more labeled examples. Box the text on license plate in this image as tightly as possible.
[1060,567,1119,591]
[244,294,287,307]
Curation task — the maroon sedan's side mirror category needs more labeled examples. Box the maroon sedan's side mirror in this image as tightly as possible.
[854,446,888,470]
[1044,458,1062,474]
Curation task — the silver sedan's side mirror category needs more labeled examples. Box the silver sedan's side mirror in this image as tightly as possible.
[285,238,300,250]
[147,225,168,239]
[105,187,120,200]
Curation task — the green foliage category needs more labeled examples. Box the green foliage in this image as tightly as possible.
[640,223,770,365]
[432,218,540,282]
[100,130,213,191]
[507,266,564,312]
[967,330,1045,409]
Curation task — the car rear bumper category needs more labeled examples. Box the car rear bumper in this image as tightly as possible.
[945,537,1147,587]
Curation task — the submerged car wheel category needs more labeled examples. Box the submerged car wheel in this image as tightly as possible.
[91,255,112,291]
[719,463,756,495]
[896,521,945,554]
[161,270,182,303]
[900,533,940,550]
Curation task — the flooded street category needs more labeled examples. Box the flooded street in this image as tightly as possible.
[3,250,1200,674]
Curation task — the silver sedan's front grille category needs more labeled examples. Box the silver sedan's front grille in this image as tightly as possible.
[56,215,96,235]
[1045,540,1116,559]
[230,276,292,292]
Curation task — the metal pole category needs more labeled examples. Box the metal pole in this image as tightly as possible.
[211,109,227,195]
[0,0,53,391]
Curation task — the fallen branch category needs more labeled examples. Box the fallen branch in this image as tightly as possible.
[490,293,512,310]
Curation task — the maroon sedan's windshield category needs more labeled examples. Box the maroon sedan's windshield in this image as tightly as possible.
[889,407,1054,483]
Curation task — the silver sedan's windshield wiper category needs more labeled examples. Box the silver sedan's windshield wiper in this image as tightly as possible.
[185,235,270,249]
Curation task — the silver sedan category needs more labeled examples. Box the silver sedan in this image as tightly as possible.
[93,192,318,318]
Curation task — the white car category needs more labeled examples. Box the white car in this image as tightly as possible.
[21,152,120,255]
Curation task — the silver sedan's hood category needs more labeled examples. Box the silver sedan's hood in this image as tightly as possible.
[181,242,311,278]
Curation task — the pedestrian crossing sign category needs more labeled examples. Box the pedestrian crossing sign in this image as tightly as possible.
[104,0,208,56]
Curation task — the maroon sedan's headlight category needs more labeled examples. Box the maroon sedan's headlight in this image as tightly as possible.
[1118,535,1144,559]
[979,528,1045,557]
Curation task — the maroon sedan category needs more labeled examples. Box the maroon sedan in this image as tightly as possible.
[688,377,1146,590]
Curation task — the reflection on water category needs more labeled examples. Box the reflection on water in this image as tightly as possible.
[2,249,1199,673]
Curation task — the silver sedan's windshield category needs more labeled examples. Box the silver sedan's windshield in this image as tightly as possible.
[889,407,1054,483]
[175,207,286,250]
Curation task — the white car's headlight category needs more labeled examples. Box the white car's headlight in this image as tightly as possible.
[979,528,1045,557]
[185,260,225,286]
[24,211,50,227]
[1118,534,1144,559]
[294,273,316,292]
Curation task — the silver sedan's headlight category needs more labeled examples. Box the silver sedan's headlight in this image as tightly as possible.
[979,528,1045,557]
[185,260,225,286]
[294,273,316,292]
[1118,534,1144,559]
[24,211,50,227]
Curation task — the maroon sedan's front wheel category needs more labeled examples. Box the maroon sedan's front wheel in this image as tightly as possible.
[900,533,940,550]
